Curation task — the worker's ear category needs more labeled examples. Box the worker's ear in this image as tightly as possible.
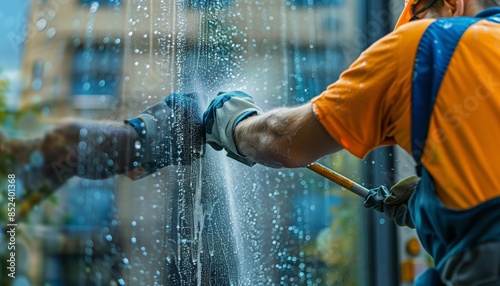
[452,0,464,16]
[443,0,465,17]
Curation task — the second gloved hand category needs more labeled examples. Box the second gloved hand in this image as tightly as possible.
[125,93,203,177]
[203,91,263,166]
[363,176,420,228]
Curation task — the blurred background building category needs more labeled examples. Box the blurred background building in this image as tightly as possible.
[0,0,431,285]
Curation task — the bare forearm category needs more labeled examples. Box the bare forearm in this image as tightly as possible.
[234,103,342,168]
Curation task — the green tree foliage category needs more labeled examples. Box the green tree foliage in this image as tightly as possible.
[0,69,9,123]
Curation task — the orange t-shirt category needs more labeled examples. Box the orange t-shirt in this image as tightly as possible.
[312,19,500,210]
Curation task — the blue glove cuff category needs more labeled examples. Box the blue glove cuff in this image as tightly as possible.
[124,117,145,139]
[124,117,147,169]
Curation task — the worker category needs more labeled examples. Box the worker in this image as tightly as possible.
[203,0,500,285]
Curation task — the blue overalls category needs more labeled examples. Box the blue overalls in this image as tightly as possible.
[410,8,500,286]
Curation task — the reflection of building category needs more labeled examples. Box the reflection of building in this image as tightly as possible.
[21,0,358,112]
[17,0,426,285]
[22,0,124,114]
[20,1,136,284]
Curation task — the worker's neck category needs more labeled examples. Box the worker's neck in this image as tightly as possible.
[463,1,486,16]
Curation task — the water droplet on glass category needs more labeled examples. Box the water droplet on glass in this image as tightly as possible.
[84,180,97,196]
[32,79,43,91]
[134,140,142,150]
[83,82,91,91]
[105,234,113,241]
[89,2,99,13]
[80,128,88,138]
[30,151,44,167]
[131,237,137,244]
[79,141,87,151]
[36,18,47,31]
[46,27,56,39]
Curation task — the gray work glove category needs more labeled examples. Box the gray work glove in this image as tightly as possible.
[202,91,263,166]
[363,176,420,228]
[125,93,204,177]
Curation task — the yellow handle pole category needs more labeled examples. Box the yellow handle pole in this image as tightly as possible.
[307,162,369,198]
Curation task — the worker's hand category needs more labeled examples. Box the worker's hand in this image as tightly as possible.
[363,176,420,228]
[384,176,420,228]
[125,93,204,175]
[202,91,263,166]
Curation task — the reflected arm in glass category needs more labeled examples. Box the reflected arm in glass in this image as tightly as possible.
[123,93,204,180]
[0,121,139,220]
[0,92,204,221]
[0,120,140,187]
[1,92,203,197]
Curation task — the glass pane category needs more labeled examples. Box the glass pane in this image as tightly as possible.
[80,0,122,6]
[71,44,123,109]
[0,0,372,285]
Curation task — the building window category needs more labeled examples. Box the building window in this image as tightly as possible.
[64,183,114,232]
[80,0,122,6]
[71,44,122,109]
[32,59,44,91]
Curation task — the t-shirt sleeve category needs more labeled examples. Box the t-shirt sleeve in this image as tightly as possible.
[311,32,402,159]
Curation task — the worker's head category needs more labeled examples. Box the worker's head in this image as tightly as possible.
[394,0,500,29]
[395,0,435,29]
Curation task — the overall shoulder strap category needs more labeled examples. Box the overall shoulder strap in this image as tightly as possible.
[411,17,481,175]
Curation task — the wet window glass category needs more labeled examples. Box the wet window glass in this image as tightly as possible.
[289,47,345,104]
[81,0,122,6]
[0,0,413,285]
[71,45,123,108]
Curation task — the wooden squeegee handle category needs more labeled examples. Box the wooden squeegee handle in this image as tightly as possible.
[307,162,370,198]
